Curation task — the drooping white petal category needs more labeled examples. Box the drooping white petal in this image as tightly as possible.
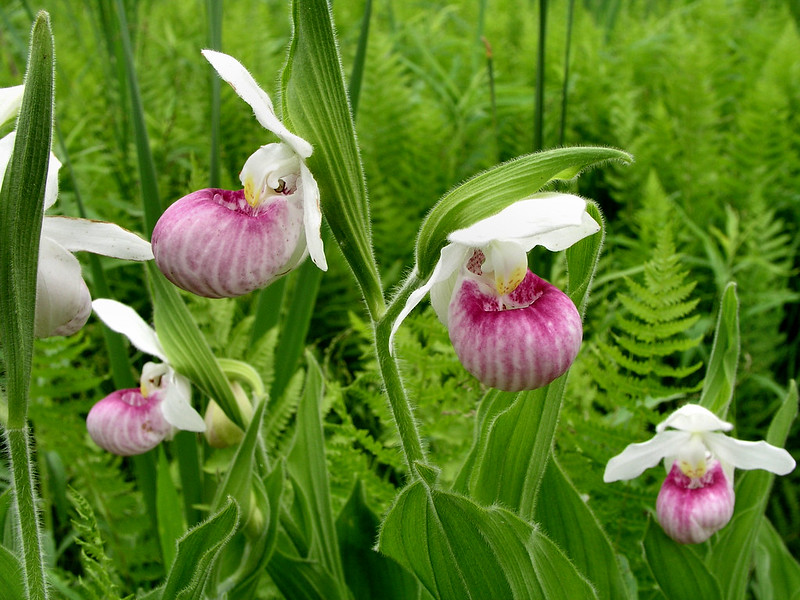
[159,370,206,432]
[92,298,167,362]
[43,216,153,260]
[603,429,690,482]
[447,193,598,252]
[201,49,313,159]
[35,237,92,337]
[0,85,24,127]
[298,161,327,271]
[390,243,470,350]
[1,131,63,212]
[703,432,796,475]
[656,404,733,434]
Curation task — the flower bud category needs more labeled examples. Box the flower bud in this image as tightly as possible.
[86,388,173,456]
[656,459,734,544]
[446,269,582,391]
[204,381,254,448]
[152,186,307,298]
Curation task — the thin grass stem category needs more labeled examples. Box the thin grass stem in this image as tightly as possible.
[559,0,575,147]
[534,0,547,151]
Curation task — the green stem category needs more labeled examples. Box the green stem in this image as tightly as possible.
[533,0,547,151]
[374,273,429,474]
[6,427,48,600]
[205,0,223,188]
[558,0,575,146]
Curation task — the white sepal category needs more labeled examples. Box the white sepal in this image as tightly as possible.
[656,404,733,434]
[43,216,153,260]
[299,161,327,271]
[92,298,167,362]
[201,49,312,158]
[603,429,690,482]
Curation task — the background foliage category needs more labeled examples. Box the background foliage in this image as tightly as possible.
[0,0,798,597]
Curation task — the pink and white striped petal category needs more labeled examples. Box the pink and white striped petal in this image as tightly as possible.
[86,388,174,456]
[656,460,735,544]
[446,270,583,391]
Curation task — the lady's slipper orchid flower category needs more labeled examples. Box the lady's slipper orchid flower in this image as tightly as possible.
[391,193,600,391]
[151,50,327,298]
[0,86,153,338]
[604,404,796,544]
[87,299,205,456]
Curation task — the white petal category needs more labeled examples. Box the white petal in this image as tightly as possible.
[0,131,62,212]
[703,432,796,475]
[389,244,469,351]
[603,430,690,482]
[201,49,313,159]
[239,143,300,204]
[0,85,24,127]
[656,404,733,434]
[159,370,206,432]
[35,237,92,337]
[483,240,528,295]
[91,298,167,362]
[299,161,327,271]
[447,193,598,252]
[43,216,153,260]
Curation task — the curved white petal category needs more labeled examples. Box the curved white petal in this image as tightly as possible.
[656,404,733,434]
[299,161,327,271]
[0,132,13,180]
[604,430,690,482]
[159,370,206,432]
[703,432,796,475]
[1,132,62,212]
[201,49,313,159]
[35,237,92,337]
[43,216,153,260]
[0,85,24,127]
[389,244,469,351]
[447,193,598,252]
[91,298,167,362]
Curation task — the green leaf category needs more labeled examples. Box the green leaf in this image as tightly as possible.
[160,497,240,600]
[156,446,184,570]
[415,146,630,279]
[227,461,285,599]
[534,456,631,600]
[336,480,419,600]
[286,353,348,596]
[643,517,723,600]
[0,545,25,600]
[283,0,383,316]
[268,547,349,600]
[378,480,597,600]
[706,381,798,600]
[699,282,739,419]
[0,11,54,430]
[455,206,604,518]
[148,262,242,427]
[752,518,800,600]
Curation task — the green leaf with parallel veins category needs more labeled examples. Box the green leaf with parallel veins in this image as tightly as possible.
[415,147,629,279]
[378,480,597,600]
[535,456,632,600]
[643,518,723,600]
[752,517,800,600]
[336,479,419,600]
[0,545,25,600]
[282,0,383,315]
[699,282,740,420]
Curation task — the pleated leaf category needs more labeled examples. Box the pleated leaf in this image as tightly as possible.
[378,479,598,600]
[699,282,740,420]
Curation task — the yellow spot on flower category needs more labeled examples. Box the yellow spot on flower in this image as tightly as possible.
[495,266,526,295]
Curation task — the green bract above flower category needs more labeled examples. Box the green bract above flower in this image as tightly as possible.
[0,85,153,337]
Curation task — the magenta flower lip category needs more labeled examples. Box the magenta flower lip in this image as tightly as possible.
[152,188,305,298]
[656,460,734,544]
[447,270,582,391]
[87,388,173,456]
